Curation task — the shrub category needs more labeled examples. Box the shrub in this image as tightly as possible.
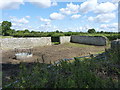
[51,33,64,37]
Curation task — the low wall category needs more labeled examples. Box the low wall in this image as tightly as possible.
[111,39,120,49]
[60,36,71,44]
[71,36,108,46]
[1,35,109,50]
[1,37,51,50]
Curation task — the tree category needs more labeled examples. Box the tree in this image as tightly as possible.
[60,31,63,33]
[1,21,12,36]
[23,29,30,33]
[100,31,104,33]
[55,30,59,33]
[88,28,96,33]
[5,29,16,36]
[31,31,36,33]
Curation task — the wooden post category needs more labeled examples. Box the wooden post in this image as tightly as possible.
[42,54,45,63]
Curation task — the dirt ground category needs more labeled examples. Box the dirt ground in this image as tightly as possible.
[2,43,109,64]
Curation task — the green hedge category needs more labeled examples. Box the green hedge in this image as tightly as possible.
[11,32,120,41]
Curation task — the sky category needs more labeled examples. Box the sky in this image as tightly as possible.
[0,0,120,32]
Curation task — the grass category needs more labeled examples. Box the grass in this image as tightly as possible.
[96,51,105,54]
[0,36,13,38]
[65,42,110,50]
[65,42,110,48]
[52,42,60,45]
[65,43,95,48]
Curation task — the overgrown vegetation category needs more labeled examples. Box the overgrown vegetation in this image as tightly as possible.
[3,48,120,88]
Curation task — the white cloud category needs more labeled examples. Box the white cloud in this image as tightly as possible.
[25,16,31,18]
[71,14,81,19]
[40,23,51,28]
[0,0,24,9]
[40,17,51,22]
[0,0,57,9]
[9,16,30,30]
[60,8,73,15]
[111,0,120,3]
[27,0,51,8]
[39,23,59,32]
[51,2,57,6]
[62,25,94,32]
[80,0,98,13]
[12,23,23,28]
[88,17,94,21]
[60,3,79,15]
[50,13,65,20]
[66,3,79,12]
[100,23,118,29]
[11,22,33,30]
[99,23,118,32]
[10,16,29,24]
[79,0,117,14]
[88,13,116,23]
[94,2,117,14]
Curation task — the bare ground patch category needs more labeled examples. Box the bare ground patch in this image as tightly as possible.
[2,43,108,64]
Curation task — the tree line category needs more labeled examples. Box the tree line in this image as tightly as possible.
[0,21,119,41]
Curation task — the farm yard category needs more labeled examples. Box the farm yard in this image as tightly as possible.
[2,43,107,81]
[1,0,120,88]
[2,40,120,88]
[2,42,108,64]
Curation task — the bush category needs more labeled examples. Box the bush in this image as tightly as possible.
[51,33,64,37]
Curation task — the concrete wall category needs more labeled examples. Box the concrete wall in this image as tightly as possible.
[60,36,71,44]
[111,39,120,49]
[1,37,51,50]
[71,36,108,46]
